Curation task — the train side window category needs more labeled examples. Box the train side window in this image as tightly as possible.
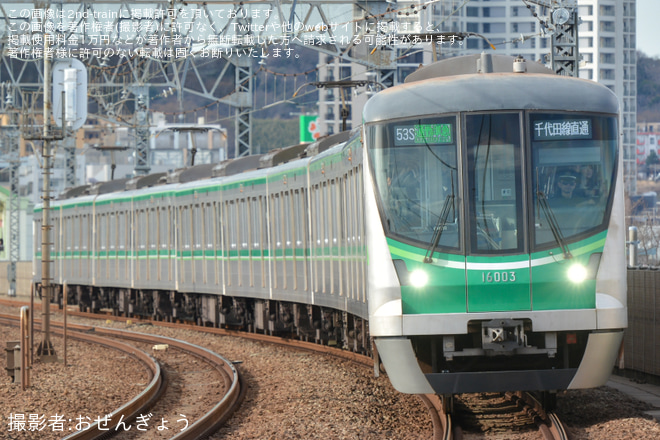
[331,180,339,247]
[66,215,72,252]
[73,215,80,251]
[285,191,292,251]
[240,198,249,251]
[205,203,214,249]
[160,207,168,250]
[79,215,84,252]
[135,210,140,251]
[223,200,233,286]
[117,211,124,251]
[52,216,58,255]
[169,206,175,254]
[140,209,148,250]
[292,189,304,252]
[80,215,84,251]
[111,212,117,251]
[271,193,280,251]
[250,197,259,250]
[181,206,191,250]
[82,213,87,254]
[88,213,92,253]
[80,214,85,251]
[107,212,112,252]
[215,202,222,251]
[193,204,202,250]
[311,185,320,250]
[311,184,321,292]
[227,200,237,253]
[149,208,158,250]
[98,214,104,251]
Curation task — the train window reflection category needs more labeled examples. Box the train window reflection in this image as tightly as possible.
[531,113,618,248]
[368,116,460,250]
[466,113,523,254]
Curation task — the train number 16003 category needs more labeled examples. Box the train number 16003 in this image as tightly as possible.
[481,271,516,283]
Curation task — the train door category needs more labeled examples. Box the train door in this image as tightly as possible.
[464,112,531,312]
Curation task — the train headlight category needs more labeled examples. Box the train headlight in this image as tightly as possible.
[567,263,588,283]
[409,269,429,288]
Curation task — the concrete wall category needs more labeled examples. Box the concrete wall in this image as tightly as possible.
[0,261,33,298]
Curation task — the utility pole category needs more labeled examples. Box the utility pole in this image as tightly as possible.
[134,91,151,176]
[549,3,579,77]
[525,0,579,77]
[22,39,61,362]
[233,55,253,158]
[38,43,57,362]
[7,100,20,298]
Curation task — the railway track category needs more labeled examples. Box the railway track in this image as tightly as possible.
[0,313,164,439]
[1,299,569,439]
[0,312,244,440]
[447,391,570,440]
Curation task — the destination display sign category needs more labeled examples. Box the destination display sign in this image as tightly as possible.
[532,119,592,141]
[394,123,453,146]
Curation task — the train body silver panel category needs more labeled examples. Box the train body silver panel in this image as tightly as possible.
[36,133,368,321]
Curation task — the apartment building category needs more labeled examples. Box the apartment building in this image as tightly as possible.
[576,1,637,193]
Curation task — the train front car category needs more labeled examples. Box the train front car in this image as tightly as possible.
[363,55,626,395]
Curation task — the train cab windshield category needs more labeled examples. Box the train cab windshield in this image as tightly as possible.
[366,112,618,255]
[531,113,618,249]
[367,116,461,250]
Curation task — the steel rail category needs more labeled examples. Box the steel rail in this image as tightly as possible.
[2,299,459,438]
[0,314,164,440]
[1,313,244,439]
[513,391,570,440]
[548,412,570,440]
[64,325,245,440]
[419,394,453,440]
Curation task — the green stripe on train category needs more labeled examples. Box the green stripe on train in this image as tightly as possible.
[387,231,607,314]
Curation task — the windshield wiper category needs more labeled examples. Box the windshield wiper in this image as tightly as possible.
[536,190,573,259]
[424,194,455,263]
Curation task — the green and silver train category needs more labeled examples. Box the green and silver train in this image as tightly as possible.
[34,54,626,396]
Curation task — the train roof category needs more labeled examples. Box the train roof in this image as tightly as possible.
[49,130,356,204]
[126,172,167,190]
[363,54,619,123]
[303,131,353,157]
[404,53,555,82]
[87,178,132,196]
[213,154,265,177]
[167,163,215,184]
[57,184,91,200]
[259,143,310,168]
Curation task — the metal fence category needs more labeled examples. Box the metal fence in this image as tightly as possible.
[625,268,660,376]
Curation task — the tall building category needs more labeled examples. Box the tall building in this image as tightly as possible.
[576,1,637,194]
[318,0,637,193]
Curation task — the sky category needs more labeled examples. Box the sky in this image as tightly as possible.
[637,0,660,58]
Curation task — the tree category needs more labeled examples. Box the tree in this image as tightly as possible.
[638,51,660,121]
